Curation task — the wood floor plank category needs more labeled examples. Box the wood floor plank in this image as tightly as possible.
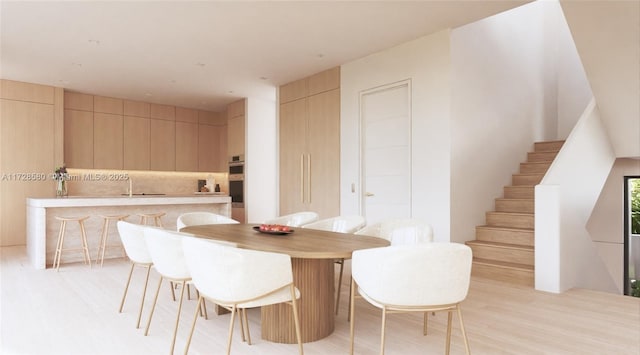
[1,246,639,354]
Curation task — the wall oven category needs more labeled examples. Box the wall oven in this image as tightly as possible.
[229,155,244,208]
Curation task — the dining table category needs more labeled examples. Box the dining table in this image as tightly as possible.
[180,223,390,344]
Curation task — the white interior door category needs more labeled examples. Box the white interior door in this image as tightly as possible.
[360,81,411,225]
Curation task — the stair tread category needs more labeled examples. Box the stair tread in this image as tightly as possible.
[513,173,544,176]
[495,198,534,201]
[478,225,533,232]
[467,240,534,251]
[487,211,533,216]
[473,257,534,271]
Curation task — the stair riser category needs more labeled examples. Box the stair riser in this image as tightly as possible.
[471,262,534,287]
[486,213,534,229]
[495,200,534,213]
[520,162,551,174]
[534,141,564,152]
[476,227,534,246]
[512,174,543,185]
[527,151,558,162]
[468,244,534,266]
[504,186,534,199]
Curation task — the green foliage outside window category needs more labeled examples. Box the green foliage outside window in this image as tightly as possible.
[631,179,640,235]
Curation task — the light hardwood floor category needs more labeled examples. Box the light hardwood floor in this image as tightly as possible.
[1,246,639,355]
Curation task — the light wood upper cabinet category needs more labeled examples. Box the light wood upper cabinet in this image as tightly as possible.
[175,122,198,171]
[64,109,94,168]
[63,91,227,172]
[198,124,219,172]
[124,100,150,117]
[308,67,340,96]
[279,78,308,104]
[94,96,123,115]
[306,89,340,215]
[64,92,93,111]
[94,113,123,169]
[278,67,340,218]
[150,119,176,171]
[176,107,198,123]
[227,115,245,156]
[150,103,175,121]
[123,116,150,170]
[279,98,308,214]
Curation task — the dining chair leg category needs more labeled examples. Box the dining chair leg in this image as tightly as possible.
[144,276,164,336]
[183,296,203,355]
[242,308,252,345]
[335,259,344,314]
[423,311,429,335]
[226,306,237,355]
[119,263,135,313]
[347,276,353,322]
[445,310,453,355]
[349,278,357,355]
[457,305,471,355]
[380,307,387,355]
[169,280,187,355]
[290,285,303,355]
[169,281,177,301]
[136,265,152,329]
[195,289,208,319]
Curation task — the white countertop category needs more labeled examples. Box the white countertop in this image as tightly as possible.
[27,194,231,208]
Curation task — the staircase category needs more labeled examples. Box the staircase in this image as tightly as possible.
[466,140,564,287]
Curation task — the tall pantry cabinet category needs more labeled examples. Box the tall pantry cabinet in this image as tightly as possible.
[278,67,340,218]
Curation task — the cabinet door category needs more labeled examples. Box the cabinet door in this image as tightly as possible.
[150,119,176,171]
[198,124,218,172]
[64,109,93,168]
[123,116,150,170]
[175,122,198,171]
[279,98,307,215]
[227,115,245,156]
[307,89,340,218]
[1,99,55,246]
[94,113,123,169]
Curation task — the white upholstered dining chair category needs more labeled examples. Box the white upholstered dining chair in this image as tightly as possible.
[176,212,239,231]
[116,221,154,329]
[349,243,472,355]
[181,235,303,355]
[302,215,366,314]
[355,218,434,245]
[143,228,220,354]
[264,211,319,227]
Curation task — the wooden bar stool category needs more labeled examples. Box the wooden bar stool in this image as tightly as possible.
[96,214,129,267]
[53,216,92,271]
[138,212,165,228]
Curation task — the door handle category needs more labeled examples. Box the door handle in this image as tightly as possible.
[365,192,375,197]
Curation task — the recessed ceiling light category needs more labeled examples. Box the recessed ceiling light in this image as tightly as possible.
[317,53,325,58]
[144,92,153,97]
[58,79,70,84]
[88,39,101,45]
[170,79,176,84]
[228,90,234,94]
[71,62,82,67]
[196,62,205,67]
[260,76,268,81]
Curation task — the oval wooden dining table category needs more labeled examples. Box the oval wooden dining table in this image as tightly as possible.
[180,223,389,344]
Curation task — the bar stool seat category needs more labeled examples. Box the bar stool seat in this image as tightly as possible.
[96,214,129,267]
[138,212,165,227]
[53,216,91,271]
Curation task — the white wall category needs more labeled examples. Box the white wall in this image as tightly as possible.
[561,0,640,158]
[450,1,552,243]
[586,158,640,293]
[340,30,452,241]
[245,95,278,223]
[536,100,617,293]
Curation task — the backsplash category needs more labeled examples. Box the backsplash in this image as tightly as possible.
[65,169,228,196]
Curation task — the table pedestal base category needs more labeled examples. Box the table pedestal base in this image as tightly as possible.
[261,258,335,343]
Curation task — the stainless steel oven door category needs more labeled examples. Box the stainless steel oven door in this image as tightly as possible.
[229,174,244,208]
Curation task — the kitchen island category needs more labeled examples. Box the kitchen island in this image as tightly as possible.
[27,194,231,269]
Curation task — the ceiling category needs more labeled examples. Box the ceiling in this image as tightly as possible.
[0,1,529,112]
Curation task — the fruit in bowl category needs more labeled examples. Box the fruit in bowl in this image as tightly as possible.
[258,224,291,233]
